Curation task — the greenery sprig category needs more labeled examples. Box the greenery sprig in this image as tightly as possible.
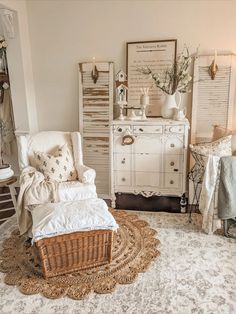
[137,46,193,95]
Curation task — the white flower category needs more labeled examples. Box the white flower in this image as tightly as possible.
[2,41,7,48]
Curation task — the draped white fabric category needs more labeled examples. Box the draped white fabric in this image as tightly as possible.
[199,155,222,234]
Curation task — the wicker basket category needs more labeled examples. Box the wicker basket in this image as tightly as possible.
[36,229,113,278]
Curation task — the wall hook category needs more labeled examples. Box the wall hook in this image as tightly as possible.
[208,60,218,80]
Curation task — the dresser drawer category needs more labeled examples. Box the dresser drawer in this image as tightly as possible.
[134,153,161,172]
[164,125,185,134]
[114,154,131,171]
[135,172,160,187]
[164,155,183,173]
[113,136,132,153]
[113,125,132,134]
[133,125,163,134]
[115,171,131,186]
[164,173,182,189]
[165,136,184,154]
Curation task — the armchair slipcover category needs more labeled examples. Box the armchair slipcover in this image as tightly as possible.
[16,131,97,235]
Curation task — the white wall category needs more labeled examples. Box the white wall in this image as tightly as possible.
[26,0,236,132]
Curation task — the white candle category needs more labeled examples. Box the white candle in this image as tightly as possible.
[214,49,217,63]
[92,57,95,75]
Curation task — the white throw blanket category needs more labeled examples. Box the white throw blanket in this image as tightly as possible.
[199,155,222,234]
[16,167,59,236]
[31,199,119,242]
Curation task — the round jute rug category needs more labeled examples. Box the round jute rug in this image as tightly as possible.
[0,209,160,300]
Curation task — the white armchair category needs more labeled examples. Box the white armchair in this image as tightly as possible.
[17,131,97,202]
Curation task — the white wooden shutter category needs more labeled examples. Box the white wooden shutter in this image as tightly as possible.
[78,62,113,197]
[191,54,236,143]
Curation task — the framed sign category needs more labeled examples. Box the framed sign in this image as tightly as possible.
[126,39,177,116]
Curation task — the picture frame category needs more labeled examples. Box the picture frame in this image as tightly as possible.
[126,39,177,117]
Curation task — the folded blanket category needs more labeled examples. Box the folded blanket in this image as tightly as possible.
[16,167,59,236]
[31,199,119,243]
[218,157,236,219]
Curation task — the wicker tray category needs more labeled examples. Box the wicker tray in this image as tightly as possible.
[36,229,113,278]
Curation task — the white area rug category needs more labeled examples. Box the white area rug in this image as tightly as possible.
[1,212,236,314]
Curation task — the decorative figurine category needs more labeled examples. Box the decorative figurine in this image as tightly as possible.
[116,70,128,120]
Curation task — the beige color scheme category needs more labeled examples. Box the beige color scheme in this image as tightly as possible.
[34,144,77,182]
[26,0,236,131]
[1,212,236,312]
[212,125,236,155]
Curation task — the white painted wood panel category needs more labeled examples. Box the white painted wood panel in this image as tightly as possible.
[191,54,236,144]
[111,118,189,207]
[78,62,114,197]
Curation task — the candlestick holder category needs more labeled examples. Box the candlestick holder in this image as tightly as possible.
[117,103,125,120]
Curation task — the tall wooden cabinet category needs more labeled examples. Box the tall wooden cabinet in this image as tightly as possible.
[78,62,114,197]
[110,118,189,208]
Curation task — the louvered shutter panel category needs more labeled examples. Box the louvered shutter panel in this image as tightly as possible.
[191,54,236,144]
[78,62,113,197]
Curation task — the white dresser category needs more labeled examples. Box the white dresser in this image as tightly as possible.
[110,118,189,208]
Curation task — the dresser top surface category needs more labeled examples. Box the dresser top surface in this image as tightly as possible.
[112,118,189,126]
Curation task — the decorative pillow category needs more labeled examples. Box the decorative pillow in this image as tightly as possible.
[189,135,232,157]
[34,144,77,182]
[212,125,236,155]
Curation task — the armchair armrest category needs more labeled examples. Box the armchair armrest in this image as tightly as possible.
[78,165,96,184]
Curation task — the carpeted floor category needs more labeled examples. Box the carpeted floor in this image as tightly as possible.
[0,212,236,314]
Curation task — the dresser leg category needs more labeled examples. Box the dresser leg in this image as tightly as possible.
[111,194,116,209]
[180,193,187,213]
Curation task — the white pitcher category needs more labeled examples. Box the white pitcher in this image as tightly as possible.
[173,108,186,121]
[161,91,181,119]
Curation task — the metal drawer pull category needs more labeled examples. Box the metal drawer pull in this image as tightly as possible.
[170,143,175,148]
[118,127,122,132]
[121,158,126,164]
[170,180,174,184]
[122,177,126,182]
[170,161,175,166]
[139,128,143,132]
[174,169,179,172]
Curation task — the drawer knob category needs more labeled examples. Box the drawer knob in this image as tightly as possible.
[121,158,126,164]
[122,177,126,182]
[118,128,122,132]
[170,180,174,184]
[174,168,179,172]
[170,161,175,166]
[170,143,175,148]
[139,128,143,132]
